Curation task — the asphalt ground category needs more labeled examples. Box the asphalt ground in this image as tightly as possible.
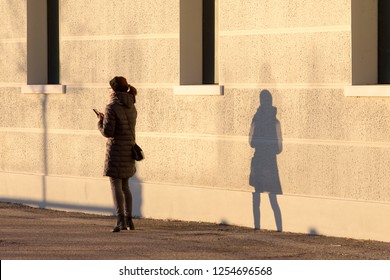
[1,202,390,260]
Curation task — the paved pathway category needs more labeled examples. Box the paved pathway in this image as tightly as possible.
[1,202,389,260]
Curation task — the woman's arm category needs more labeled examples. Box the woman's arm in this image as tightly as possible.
[98,105,116,138]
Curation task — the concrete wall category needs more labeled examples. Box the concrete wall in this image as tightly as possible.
[1,0,390,242]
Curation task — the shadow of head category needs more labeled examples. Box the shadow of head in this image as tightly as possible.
[260,89,273,107]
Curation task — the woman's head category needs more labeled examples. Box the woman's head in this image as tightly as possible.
[109,76,129,92]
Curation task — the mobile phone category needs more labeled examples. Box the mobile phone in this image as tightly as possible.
[93,109,100,116]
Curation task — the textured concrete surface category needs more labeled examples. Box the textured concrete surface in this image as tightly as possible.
[0,0,26,38]
[219,0,350,31]
[1,202,390,260]
[60,0,179,36]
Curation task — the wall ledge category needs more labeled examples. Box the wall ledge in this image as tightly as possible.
[174,85,224,95]
[21,84,67,94]
[344,85,390,97]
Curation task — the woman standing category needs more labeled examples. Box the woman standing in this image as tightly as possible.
[97,76,137,232]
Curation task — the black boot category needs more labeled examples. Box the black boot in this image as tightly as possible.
[126,216,135,230]
[112,215,126,232]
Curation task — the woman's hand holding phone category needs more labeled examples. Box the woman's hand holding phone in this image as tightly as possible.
[93,109,104,120]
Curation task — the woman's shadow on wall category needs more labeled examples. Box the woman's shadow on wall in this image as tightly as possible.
[249,90,283,231]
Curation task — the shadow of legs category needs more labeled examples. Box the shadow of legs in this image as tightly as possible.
[252,192,261,230]
[269,193,282,232]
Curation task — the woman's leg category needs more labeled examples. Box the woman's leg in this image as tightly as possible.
[121,177,135,230]
[109,177,126,232]
[121,177,132,217]
[110,177,125,217]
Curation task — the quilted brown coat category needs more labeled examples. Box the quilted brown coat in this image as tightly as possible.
[98,91,137,178]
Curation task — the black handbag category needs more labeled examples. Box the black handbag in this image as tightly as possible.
[132,143,144,161]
